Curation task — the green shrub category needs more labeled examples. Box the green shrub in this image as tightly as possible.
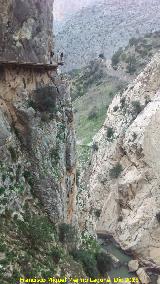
[116,82,126,94]
[120,97,126,109]
[92,143,98,151]
[95,209,101,218]
[23,171,34,187]
[50,247,63,264]
[17,215,55,248]
[109,163,123,179]
[109,91,114,98]
[8,146,17,162]
[129,37,138,46]
[41,112,51,123]
[141,49,149,58]
[156,212,160,223]
[111,48,123,69]
[121,53,127,61]
[88,108,98,120]
[76,169,81,187]
[33,86,57,113]
[71,249,98,278]
[145,97,151,106]
[133,132,138,141]
[50,148,60,166]
[107,127,114,140]
[2,174,6,182]
[96,252,112,276]
[99,53,105,59]
[113,106,119,112]
[118,216,123,222]
[28,100,36,110]
[82,234,100,255]
[58,223,77,249]
[131,101,143,116]
[126,55,137,74]
[0,187,5,195]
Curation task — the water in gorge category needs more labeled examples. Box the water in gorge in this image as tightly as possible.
[98,236,158,284]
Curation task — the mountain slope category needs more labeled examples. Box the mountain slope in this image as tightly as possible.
[70,59,128,145]
[56,0,160,71]
[70,30,160,146]
[111,30,160,74]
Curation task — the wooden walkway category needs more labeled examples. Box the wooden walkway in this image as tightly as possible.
[0,60,59,70]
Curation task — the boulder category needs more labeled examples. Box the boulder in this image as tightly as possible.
[0,252,6,261]
[128,259,139,272]
[0,111,10,146]
[136,268,151,284]
[157,276,160,284]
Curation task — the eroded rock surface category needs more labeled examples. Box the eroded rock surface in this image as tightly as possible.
[80,52,160,266]
[0,1,79,280]
[0,66,77,224]
[136,268,151,284]
[128,260,139,272]
[0,0,54,63]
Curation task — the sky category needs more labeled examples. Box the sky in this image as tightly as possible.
[53,0,97,21]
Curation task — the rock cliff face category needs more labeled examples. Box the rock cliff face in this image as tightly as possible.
[0,1,79,280]
[0,0,54,63]
[80,53,160,266]
[0,0,77,228]
[0,66,77,224]
[0,0,77,227]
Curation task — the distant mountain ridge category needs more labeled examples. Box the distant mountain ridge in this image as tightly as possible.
[54,0,96,20]
[54,0,97,32]
[55,0,160,71]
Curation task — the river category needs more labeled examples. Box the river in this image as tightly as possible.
[98,235,158,284]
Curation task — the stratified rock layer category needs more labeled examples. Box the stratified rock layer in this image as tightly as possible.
[0,0,54,63]
[80,52,160,266]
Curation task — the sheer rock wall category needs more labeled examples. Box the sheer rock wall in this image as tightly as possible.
[0,0,54,63]
[0,1,79,280]
[80,53,160,267]
[0,0,77,226]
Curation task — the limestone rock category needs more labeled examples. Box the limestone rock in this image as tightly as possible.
[0,109,11,146]
[80,52,160,266]
[0,70,77,223]
[0,0,79,282]
[136,268,151,284]
[157,276,160,284]
[128,260,139,272]
[0,0,54,63]
[0,0,77,225]
[0,252,6,261]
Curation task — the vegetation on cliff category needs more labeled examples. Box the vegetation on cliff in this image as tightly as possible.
[111,30,160,74]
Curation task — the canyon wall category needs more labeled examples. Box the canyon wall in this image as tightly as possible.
[80,53,160,267]
[0,0,77,228]
[0,66,77,224]
[0,1,79,281]
[0,0,54,63]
